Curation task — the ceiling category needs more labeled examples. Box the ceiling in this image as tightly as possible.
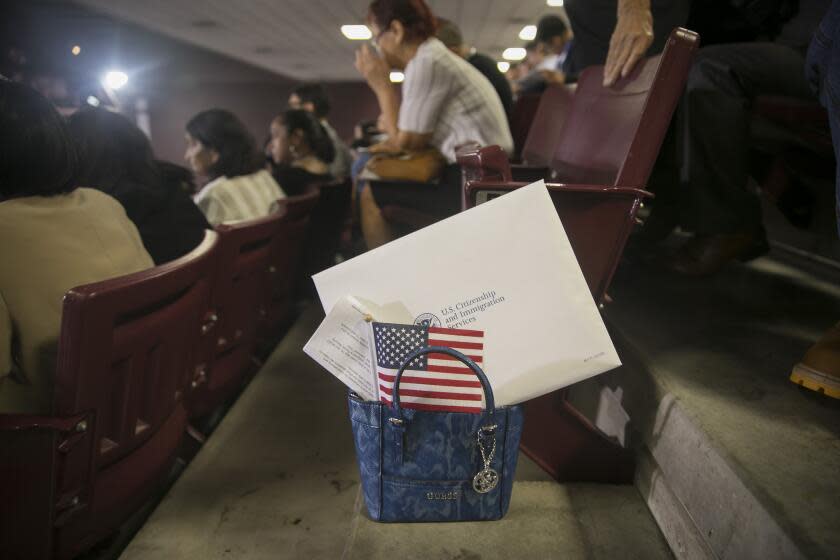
[69,0,567,81]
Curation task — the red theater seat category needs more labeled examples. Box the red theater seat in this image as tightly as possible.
[0,230,219,559]
[509,91,543,162]
[189,212,287,419]
[304,178,352,278]
[458,28,700,484]
[460,28,699,192]
[262,187,321,341]
[515,84,577,180]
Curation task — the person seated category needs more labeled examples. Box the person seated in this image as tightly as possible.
[518,15,573,93]
[0,81,154,413]
[185,108,285,226]
[268,109,336,196]
[289,83,352,180]
[68,108,210,265]
[435,18,513,121]
[354,0,513,249]
[648,1,830,275]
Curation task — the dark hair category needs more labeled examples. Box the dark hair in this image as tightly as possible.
[435,18,463,49]
[292,83,331,118]
[185,109,261,180]
[157,160,197,195]
[0,80,77,199]
[68,108,160,196]
[281,109,335,164]
[536,15,568,43]
[368,0,437,43]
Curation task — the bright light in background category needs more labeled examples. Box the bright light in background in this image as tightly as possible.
[389,71,405,83]
[71,45,81,56]
[341,25,372,40]
[102,70,128,90]
[502,48,527,61]
[519,25,537,41]
[497,61,510,73]
[86,95,100,107]
[547,0,564,6]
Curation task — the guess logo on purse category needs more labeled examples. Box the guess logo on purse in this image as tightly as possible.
[426,491,460,501]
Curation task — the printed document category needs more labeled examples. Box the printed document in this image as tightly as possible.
[312,181,622,406]
[303,296,378,401]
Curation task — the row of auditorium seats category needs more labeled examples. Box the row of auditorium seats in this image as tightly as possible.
[456,28,699,483]
[0,180,349,560]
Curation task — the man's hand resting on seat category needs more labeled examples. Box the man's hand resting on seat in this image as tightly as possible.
[604,0,654,87]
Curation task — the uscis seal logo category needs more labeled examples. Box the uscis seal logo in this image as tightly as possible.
[414,313,441,327]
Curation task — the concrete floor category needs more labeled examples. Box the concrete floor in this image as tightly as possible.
[606,247,840,559]
[120,307,673,560]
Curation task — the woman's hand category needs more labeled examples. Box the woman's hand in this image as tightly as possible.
[604,0,654,87]
[355,44,391,92]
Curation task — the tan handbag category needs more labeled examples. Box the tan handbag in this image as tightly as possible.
[364,148,445,183]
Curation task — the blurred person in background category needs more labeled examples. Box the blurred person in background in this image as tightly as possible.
[69,108,210,265]
[516,16,572,93]
[435,17,513,120]
[268,109,335,196]
[185,108,285,225]
[0,81,153,413]
[289,83,352,180]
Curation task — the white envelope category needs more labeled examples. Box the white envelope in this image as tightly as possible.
[312,180,621,406]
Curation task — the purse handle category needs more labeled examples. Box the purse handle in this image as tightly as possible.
[391,345,495,423]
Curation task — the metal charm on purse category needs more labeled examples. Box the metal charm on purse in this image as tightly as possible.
[348,345,524,523]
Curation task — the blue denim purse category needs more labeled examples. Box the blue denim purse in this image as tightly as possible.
[348,346,524,522]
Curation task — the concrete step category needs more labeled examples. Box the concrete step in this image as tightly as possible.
[575,249,840,560]
[344,481,673,560]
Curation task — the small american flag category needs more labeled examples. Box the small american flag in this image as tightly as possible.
[372,322,485,413]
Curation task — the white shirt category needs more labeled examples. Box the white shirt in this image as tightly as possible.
[194,169,286,226]
[398,38,514,163]
[322,120,352,180]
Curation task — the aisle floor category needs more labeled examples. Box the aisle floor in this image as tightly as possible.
[121,307,672,560]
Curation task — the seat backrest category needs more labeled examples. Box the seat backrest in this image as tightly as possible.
[521,84,576,167]
[509,91,543,161]
[305,179,352,276]
[265,187,321,332]
[13,230,219,558]
[463,183,650,303]
[549,28,699,186]
[189,213,284,417]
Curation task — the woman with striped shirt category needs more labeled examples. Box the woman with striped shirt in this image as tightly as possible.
[354,0,513,248]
